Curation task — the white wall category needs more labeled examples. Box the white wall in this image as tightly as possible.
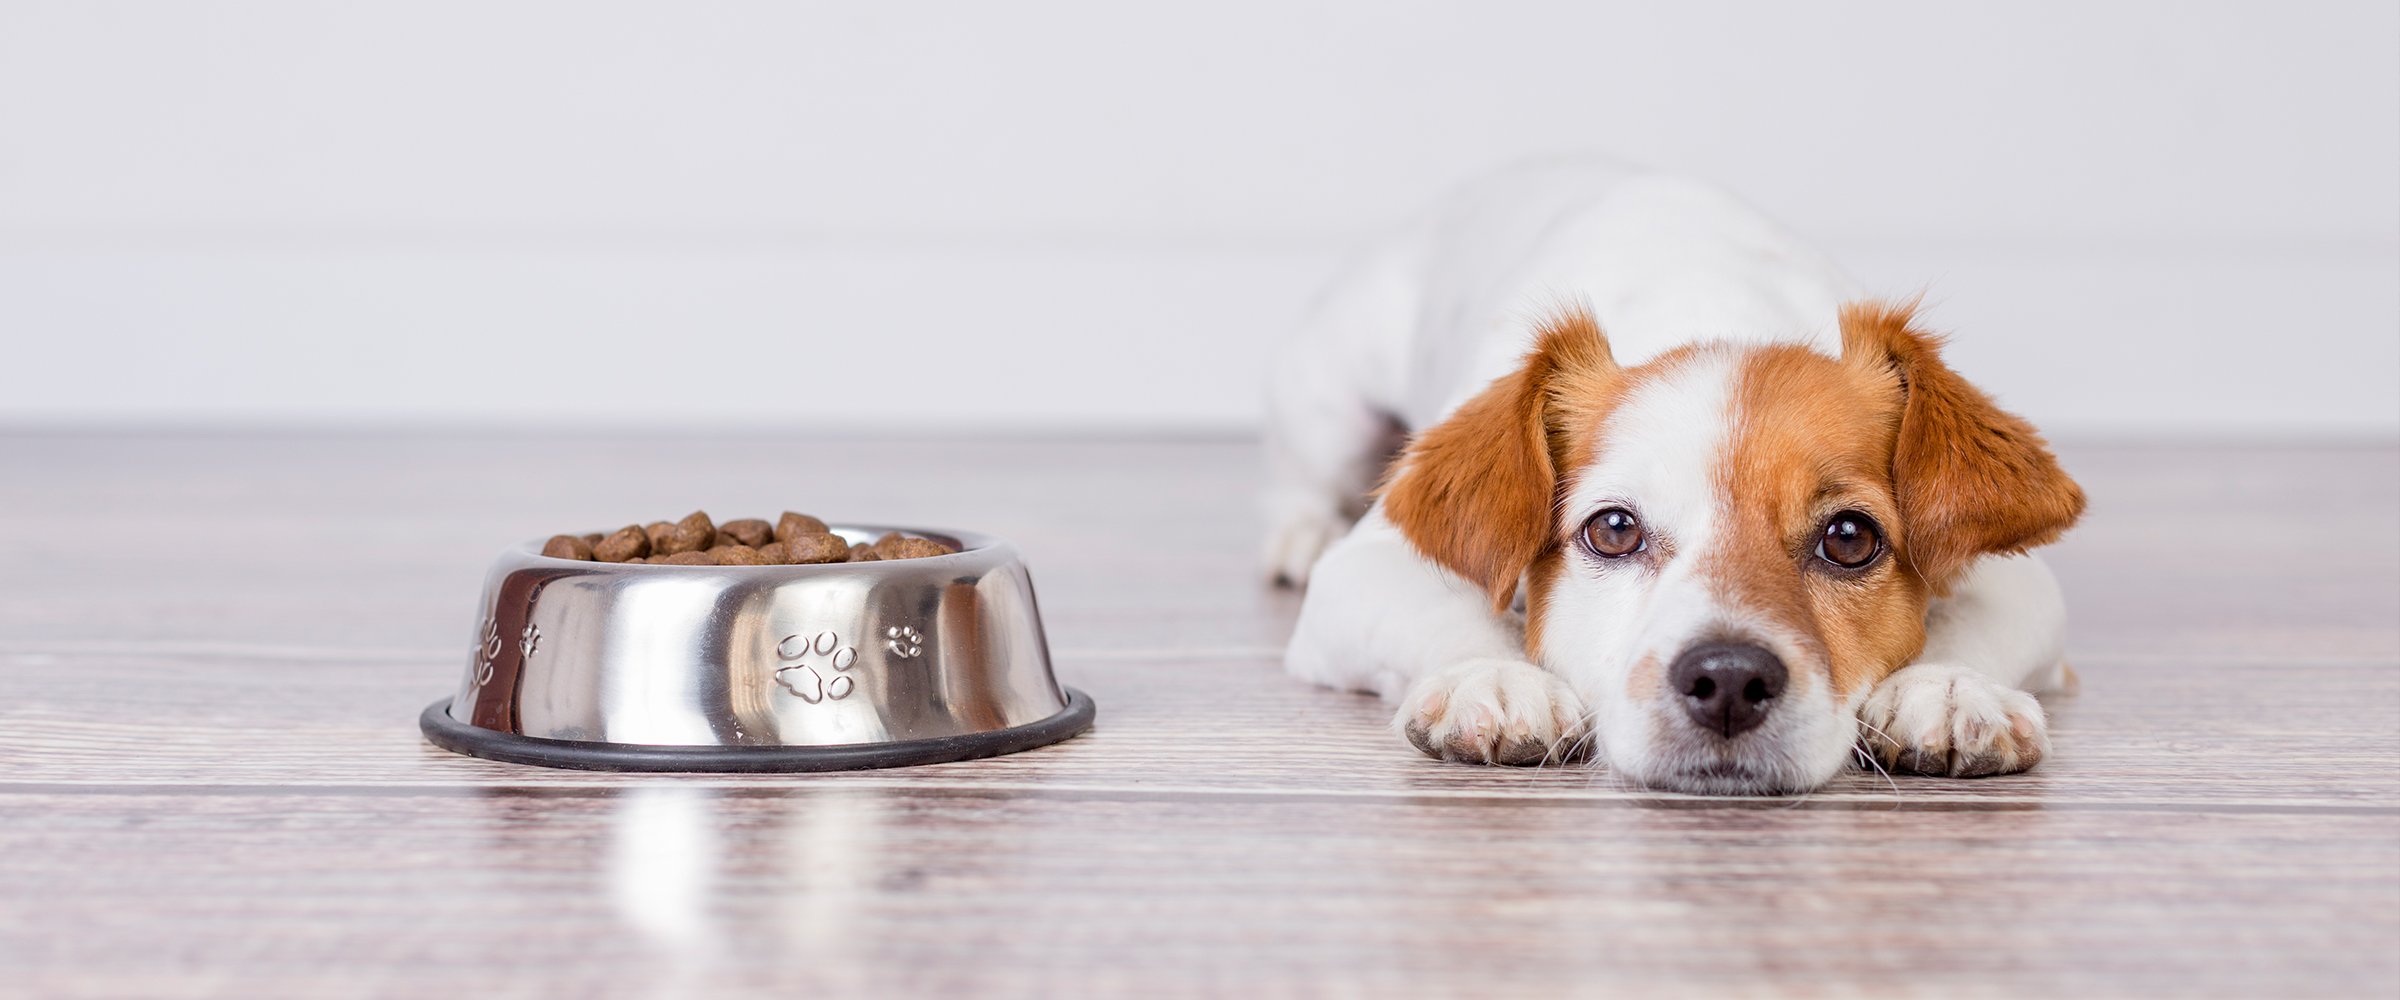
[2,1,2394,436]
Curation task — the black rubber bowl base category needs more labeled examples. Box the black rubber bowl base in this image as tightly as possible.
[418,688,1095,773]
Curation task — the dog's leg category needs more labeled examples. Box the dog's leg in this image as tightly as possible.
[1859,552,2069,777]
[1262,244,1419,587]
[1285,510,1588,764]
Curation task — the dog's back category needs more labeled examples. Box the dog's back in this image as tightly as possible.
[1264,158,1866,584]
[1321,158,1864,425]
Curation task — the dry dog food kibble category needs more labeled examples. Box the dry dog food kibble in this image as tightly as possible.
[873,531,953,561]
[542,534,595,560]
[718,518,774,548]
[783,533,852,565]
[673,511,716,551]
[708,544,770,566]
[649,511,716,556]
[775,511,829,543]
[543,511,957,566]
[594,525,651,563]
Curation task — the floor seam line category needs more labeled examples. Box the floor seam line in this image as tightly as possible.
[1,781,2394,815]
[7,640,2397,670]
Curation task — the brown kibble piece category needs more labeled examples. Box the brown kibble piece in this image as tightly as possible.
[756,536,845,564]
[881,537,954,560]
[657,550,716,566]
[673,510,716,551]
[872,531,956,559]
[644,521,676,549]
[542,534,595,560]
[848,542,880,562]
[653,511,715,555]
[709,544,770,566]
[718,518,773,548]
[579,532,604,546]
[594,525,651,562]
[778,532,849,565]
[866,531,957,561]
[775,511,830,543]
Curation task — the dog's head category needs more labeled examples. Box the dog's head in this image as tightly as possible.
[1381,302,2084,793]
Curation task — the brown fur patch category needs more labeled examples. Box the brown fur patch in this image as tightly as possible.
[1382,307,1619,613]
[1523,545,1565,661]
[1717,345,1927,698]
[1694,304,2088,699]
[1839,302,2086,590]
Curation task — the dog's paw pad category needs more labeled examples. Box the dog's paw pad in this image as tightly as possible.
[1859,663,2048,778]
[1397,659,1588,766]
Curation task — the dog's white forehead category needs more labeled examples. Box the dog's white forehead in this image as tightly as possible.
[1562,347,1740,538]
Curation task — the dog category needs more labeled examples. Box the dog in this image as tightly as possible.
[1266,158,2085,794]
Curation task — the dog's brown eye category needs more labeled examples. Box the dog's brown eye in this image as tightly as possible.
[1583,508,1645,558]
[1817,512,1882,569]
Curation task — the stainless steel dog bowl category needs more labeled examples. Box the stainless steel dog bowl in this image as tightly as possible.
[419,525,1093,771]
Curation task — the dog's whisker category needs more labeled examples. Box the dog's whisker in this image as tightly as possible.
[1850,717,1906,799]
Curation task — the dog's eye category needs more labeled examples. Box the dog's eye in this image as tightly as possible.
[1816,511,1883,569]
[1582,508,1645,558]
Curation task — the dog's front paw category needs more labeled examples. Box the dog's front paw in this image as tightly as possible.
[1859,663,2049,778]
[1397,659,1589,766]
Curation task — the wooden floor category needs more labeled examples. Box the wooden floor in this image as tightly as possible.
[2,433,2395,998]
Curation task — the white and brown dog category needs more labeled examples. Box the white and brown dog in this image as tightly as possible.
[1268,158,2085,794]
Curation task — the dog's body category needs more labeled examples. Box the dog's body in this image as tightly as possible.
[1267,159,2084,794]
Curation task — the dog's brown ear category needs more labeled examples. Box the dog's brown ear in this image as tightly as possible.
[1381,308,1618,611]
[1840,302,2085,588]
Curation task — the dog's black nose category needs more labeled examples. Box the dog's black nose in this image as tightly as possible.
[1668,642,1788,738]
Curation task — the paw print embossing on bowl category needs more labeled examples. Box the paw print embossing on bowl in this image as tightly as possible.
[473,615,503,687]
[885,625,924,658]
[775,630,859,704]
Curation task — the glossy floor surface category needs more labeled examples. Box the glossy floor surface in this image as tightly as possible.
[3,433,2395,997]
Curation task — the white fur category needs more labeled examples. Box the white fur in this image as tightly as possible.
[1269,157,2072,792]
[1394,658,1589,766]
[1856,553,2067,777]
[1285,509,1524,699]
